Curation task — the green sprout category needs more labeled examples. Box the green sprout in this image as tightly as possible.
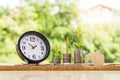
[72,27,83,49]
[65,36,71,53]
[52,44,61,58]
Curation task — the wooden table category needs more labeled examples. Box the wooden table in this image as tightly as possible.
[0,64,119,71]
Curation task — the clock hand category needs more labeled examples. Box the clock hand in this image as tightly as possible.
[34,45,37,48]
[28,43,37,49]
[28,43,32,47]
[32,45,37,49]
[28,43,34,49]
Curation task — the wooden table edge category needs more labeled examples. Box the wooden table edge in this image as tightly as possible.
[0,65,119,71]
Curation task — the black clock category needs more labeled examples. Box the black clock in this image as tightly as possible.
[16,31,50,64]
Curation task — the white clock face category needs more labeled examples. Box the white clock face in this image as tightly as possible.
[20,35,47,61]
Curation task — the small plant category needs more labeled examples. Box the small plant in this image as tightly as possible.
[52,44,61,64]
[63,36,72,63]
[52,45,61,58]
[72,27,83,49]
[65,36,71,53]
[71,27,83,63]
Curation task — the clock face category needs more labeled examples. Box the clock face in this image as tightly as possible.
[20,35,47,61]
[17,31,50,63]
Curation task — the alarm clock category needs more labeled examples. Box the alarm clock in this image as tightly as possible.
[16,31,50,64]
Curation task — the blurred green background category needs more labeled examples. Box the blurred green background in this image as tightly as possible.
[0,0,120,63]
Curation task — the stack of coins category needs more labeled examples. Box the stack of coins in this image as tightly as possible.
[74,50,82,63]
[63,54,71,63]
[52,58,60,64]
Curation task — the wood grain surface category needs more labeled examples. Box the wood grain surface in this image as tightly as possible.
[0,64,119,71]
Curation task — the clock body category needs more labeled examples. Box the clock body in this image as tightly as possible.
[16,31,50,64]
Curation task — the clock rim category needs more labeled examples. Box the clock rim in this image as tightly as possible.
[16,31,50,64]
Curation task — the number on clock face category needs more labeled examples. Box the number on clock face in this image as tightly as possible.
[20,35,46,61]
[30,37,35,42]
[22,45,26,50]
